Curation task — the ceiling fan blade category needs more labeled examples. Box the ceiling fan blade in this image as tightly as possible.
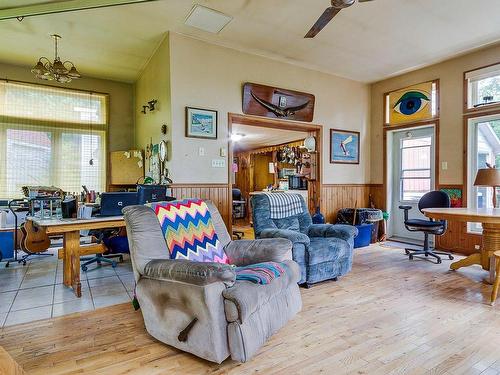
[358,0,375,2]
[304,6,341,38]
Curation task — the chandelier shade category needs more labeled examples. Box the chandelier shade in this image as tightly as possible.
[31,34,81,83]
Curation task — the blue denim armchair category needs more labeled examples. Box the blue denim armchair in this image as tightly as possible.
[251,194,357,287]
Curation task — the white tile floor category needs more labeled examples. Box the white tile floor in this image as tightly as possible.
[0,252,135,327]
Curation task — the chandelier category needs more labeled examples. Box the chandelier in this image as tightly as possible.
[31,34,81,83]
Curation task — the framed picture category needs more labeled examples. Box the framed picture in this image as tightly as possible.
[330,129,360,164]
[185,107,218,139]
[439,186,463,208]
[384,80,438,126]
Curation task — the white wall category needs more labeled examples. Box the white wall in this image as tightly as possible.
[168,33,371,185]
[135,33,172,153]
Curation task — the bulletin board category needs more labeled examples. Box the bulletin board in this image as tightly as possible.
[109,150,144,185]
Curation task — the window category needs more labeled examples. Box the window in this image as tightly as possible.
[467,115,500,232]
[400,136,432,201]
[466,63,500,109]
[0,80,108,199]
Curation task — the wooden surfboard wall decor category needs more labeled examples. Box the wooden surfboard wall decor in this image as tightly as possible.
[242,82,315,122]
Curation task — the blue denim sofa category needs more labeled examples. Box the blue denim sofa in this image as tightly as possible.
[251,194,357,287]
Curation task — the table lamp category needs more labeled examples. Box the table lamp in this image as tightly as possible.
[474,167,500,208]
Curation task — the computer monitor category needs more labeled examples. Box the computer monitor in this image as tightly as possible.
[137,185,174,204]
[99,192,138,216]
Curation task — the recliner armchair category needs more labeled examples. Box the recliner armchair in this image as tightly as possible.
[123,201,302,364]
[251,194,357,287]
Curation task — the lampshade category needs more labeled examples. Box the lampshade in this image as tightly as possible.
[67,66,81,78]
[474,168,500,187]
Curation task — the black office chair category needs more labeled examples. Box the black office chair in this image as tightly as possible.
[232,188,246,240]
[399,190,454,264]
[81,229,123,272]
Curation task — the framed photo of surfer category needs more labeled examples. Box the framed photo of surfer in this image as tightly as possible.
[185,107,218,139]
[330,129,360,164]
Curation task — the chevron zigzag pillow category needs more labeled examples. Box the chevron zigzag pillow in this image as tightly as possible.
[151,199,229,264]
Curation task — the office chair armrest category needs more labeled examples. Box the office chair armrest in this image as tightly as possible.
[398,205,412,222]
[259,228,311,247]
[142,259,236,287]
[224,238,292,266]
[308,224,358,241]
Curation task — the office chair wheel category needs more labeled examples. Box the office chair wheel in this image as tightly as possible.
[437,258,442,264]
[448,255,454,260]
[111,261,117,268]
[409,255,413,260]
[81,265,88,272]
[5,262,9,268]
[405,249,410,255]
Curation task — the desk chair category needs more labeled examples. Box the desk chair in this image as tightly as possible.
[80,229,123,272]
[399,191,454,264]
[232,188,246,240]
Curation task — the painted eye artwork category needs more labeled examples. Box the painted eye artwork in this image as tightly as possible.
[393,91,430,115]
[388,81,434,125]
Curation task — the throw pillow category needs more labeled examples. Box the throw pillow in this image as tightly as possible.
[151,199,228,264]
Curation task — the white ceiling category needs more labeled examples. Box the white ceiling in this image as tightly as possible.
[232,123,307,153]
[1,0,500,83]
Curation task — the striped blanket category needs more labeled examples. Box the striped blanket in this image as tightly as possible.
[235,262,286,285]
[263,192,304,219]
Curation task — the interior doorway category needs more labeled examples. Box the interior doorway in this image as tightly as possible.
[386,124,437,243]
[227,113,322,234]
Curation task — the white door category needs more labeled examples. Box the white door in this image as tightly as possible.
[389,126,435,242]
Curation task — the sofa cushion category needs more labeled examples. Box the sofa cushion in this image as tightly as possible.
[307,237,349,266]
[222,259,300,323]
[151,199,228,264]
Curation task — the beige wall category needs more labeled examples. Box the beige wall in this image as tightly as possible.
[168,33,370,185]
[0,61,134,151]
[134,33,172,154]
[370,43,500,185]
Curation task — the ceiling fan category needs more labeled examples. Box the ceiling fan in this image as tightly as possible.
[305,0,374,38]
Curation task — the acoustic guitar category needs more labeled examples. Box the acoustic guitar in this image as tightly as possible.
[20,220,50,253]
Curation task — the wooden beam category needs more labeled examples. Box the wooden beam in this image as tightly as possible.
[0,0,159,20]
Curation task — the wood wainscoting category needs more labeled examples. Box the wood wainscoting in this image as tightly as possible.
[435,221,482,256]
[170,184,231,228]
[169,183,384,231]
[320,184,384,223]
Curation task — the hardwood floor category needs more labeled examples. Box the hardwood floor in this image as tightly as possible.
[2,244,500,374]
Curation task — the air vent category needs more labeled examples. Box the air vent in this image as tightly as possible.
[184,5,232,34]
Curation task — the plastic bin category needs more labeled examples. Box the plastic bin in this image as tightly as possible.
[0,231,14,261]
[354,223,373,248]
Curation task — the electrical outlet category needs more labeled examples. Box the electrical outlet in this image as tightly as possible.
[474,245,481,250]
[199,147,205,156]
[211,159,226,168]
[220,147,227,157]
[441,161,448,170]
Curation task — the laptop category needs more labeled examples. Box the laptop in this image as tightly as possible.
[137,184,175,204]
[98,192,137,217]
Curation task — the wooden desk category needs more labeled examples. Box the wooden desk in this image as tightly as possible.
[30,216,125,297]
[423,208,500,283]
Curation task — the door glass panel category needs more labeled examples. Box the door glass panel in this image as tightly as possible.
[400,136,432,202]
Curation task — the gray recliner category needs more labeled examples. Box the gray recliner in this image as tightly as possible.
[123,201,302,364]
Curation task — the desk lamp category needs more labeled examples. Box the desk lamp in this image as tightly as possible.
[474,166,500,208]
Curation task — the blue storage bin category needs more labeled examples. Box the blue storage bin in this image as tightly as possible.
[0,231,14,261]
[353,223,373,248]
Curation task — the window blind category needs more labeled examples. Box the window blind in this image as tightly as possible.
[0,80,108,199]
